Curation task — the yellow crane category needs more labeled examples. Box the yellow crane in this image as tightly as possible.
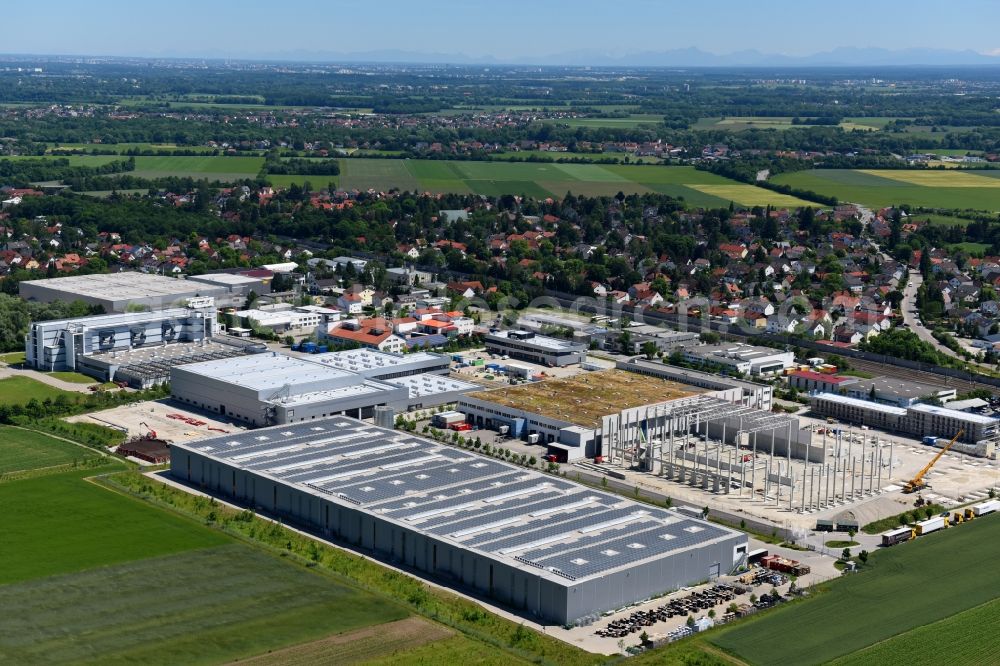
[903,430,963,494]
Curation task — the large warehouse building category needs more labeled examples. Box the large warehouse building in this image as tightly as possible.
[170,350,477,425]
[19,273,240,312]
[170,418,748,625]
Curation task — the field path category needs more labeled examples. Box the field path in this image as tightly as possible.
[0,364,99,393]
[232,616,453,665]
[7,424,111,458]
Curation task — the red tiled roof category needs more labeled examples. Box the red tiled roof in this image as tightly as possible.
[788,370,853,384]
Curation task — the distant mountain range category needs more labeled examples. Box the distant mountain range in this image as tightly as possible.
[203,46,1000,67]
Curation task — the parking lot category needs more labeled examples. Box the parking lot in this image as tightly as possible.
[555,543,834,654]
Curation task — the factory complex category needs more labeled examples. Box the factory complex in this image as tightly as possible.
[170,418,748,625]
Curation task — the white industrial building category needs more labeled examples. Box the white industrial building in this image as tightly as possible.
[23,304,263,387]
[18,272,245,312]
[233,305,340,334]
[170,418,748,625]
[682,343,794,377]
[809,392,999,455]
[309,349,450,380]
[170,349,477,425]
[484,330,587,367]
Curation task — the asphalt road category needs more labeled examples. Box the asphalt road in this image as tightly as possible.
[901,271,993,372]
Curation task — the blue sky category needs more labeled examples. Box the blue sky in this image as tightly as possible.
[2,0,999,60]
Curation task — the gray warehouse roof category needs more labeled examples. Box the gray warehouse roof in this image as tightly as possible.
[310,349,446,375]
[386,373,479,398]
[20,272,218,300]
[177,419,741,585]
[909,402,999,425]
[487,330,586,351]
[177,352,355,392]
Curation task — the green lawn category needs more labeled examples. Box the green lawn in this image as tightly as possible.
[772,168,1000,211]
[0,426,100,475]
[709,515,1000,665]
[44,371,97,384]
[0,544,406,665]
[0,376,75,406]
[0,351,25,365]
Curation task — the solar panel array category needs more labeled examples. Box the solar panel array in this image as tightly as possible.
[190,417,737,582]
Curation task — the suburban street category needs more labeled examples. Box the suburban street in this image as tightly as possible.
[901,271,993,371]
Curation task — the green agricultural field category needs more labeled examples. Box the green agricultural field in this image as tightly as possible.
[772,168,1000,211]
[0,543,407,665]
[321,159,809,207]
[3,155,123,167]
[339,158,420,191]
[710,515,1000,665]
[539,114,664,129]
[0,376,75,407]
[0,426,100,476]
[265,174,338,189]
[829,597,1000,666]
[49,143,220,154]
[129,155,264,181]
[0,467,229,584]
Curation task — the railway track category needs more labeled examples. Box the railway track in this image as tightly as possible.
[846,357,998,396]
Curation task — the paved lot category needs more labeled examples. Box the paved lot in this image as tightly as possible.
[66,399,246,443]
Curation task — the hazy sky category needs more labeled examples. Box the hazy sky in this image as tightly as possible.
[3,0,999,60]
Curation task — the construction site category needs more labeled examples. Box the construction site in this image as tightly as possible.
[454,360,1000,534]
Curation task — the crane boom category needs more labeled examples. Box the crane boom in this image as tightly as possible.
[904,429,963,493]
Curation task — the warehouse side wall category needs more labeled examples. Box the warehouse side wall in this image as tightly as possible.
[169,448,578,624]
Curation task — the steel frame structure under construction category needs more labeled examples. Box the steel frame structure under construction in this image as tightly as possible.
[601,397,890,513]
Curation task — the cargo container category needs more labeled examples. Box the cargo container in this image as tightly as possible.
[301,342,317,353]
[915,516,946,535]
[881,527,914,547]
[431,411,466,427]
[451,355,464,363]
[815,519,835,532]
[973,499,1000,517]
[471,359,485,367]
[291,343,301,351]
[448,422,472,432]
[527,433,540,444]
[316,345,328,353]
[922,435,938,446]
[504,363,532,379]
[760,555,810,576]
